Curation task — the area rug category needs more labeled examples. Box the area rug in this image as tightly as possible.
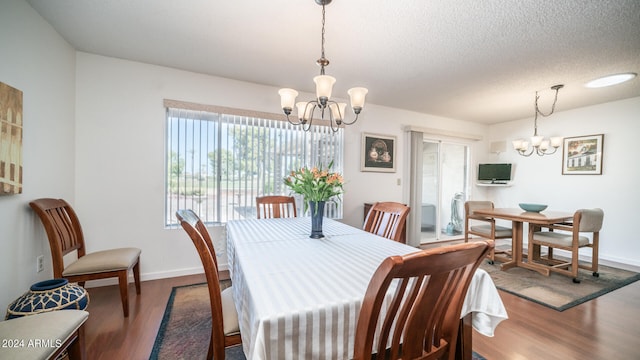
[150,282,487,360]
[480,260,640,311]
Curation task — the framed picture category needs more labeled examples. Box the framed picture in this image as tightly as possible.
[361,133,396,172]
[562,134,604,175]
[0,81,23,195]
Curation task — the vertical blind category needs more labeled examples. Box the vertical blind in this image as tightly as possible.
[165,103,344,226]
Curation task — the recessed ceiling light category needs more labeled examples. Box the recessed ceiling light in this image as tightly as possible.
[585,73,637,88]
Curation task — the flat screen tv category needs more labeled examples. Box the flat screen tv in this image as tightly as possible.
[478,163,512,183]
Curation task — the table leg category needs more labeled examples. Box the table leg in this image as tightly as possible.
[500,221,522,271]
[516,222,552,276]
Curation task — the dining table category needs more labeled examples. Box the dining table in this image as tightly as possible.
[470,208,574,274]
[226,217,508,360]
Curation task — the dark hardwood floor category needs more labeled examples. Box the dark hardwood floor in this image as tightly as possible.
[83,270,640,360]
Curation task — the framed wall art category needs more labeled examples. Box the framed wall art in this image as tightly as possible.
[361,133,396,173]
[562,134,604,175]
[0,81,23,194]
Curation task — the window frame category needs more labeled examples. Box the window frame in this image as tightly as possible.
[164,99,344,227]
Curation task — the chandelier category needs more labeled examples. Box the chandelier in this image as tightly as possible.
[512,84,564,157]
[278,0,368,132]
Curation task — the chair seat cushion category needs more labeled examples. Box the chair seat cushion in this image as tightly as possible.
[63,247,141,276]
[470,224,512,238]
[532,231,590,247]
[0,310,88,360]
[221,286,240,335]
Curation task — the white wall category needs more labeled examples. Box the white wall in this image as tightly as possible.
[341,106,486,227]
[476,97,640,267]
[0,1,76,313]
[73,53,488,282]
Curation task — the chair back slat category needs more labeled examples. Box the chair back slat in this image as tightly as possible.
[29,199,86,277]
[354,241,492,360]
[256,196,297,219]
[363,202,410,242]
[50,206,82,254]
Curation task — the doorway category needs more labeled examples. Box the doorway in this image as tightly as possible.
[420,140,469,243]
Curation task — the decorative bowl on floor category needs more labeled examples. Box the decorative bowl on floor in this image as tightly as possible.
[519,203,548,213]
[5,278,89,319]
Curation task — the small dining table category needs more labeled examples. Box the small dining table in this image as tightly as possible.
[470,208,573,274]
[226,217,508,360]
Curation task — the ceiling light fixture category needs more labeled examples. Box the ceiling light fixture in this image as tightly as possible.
[512,85,564,157]
[278,0,368,132]
[585,73,637,88]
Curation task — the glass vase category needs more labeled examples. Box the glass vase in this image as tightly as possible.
[309,200,325,239]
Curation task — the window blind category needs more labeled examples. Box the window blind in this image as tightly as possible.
[165,102,343,226]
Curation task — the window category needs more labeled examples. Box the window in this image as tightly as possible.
[165,100,344,226]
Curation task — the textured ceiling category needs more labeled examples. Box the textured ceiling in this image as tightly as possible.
[26,0,640,124]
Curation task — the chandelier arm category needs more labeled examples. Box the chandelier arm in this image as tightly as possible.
[322,98,359,126]
[328,114,340,133]
[328,103,341,133]
[519,148,534,157]
[303,120,313,132]
[285,113,303,126]
[546,147,559,155]
[303,102,318,132]
[340,113,360,125]
[315,99,337,132]
[536,146,558,156]
[302,112,313,132]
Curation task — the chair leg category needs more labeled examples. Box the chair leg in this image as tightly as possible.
[67,325,86,360]
[571,248,580,283]
[207,338,214,360]
[118,270,130,317]
[592,234,599,277]
[133,259,141,295]
[487,246,495,265]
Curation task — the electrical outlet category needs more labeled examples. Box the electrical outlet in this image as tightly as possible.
[36,255,44,273]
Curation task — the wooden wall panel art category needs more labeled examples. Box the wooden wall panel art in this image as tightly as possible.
[0,81,23,195]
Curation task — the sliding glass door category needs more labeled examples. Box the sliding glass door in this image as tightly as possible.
[420,140,469,243]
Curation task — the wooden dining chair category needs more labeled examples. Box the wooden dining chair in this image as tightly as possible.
[464,200,512,264]
[255,195,297,219]
[175,209,241,360]
[363,202,410,242]
[353,241,492,360]
[29,198,141,317]
[528,208,603,283]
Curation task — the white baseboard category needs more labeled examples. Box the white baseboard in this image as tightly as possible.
[81,263,230,289]
[594,257,640,272]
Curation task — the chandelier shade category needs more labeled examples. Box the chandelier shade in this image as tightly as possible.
[313,75,336,100]
[278,0,368,132]
[279,88,298,111]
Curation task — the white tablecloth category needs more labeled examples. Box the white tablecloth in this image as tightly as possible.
[227,217,507,360]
